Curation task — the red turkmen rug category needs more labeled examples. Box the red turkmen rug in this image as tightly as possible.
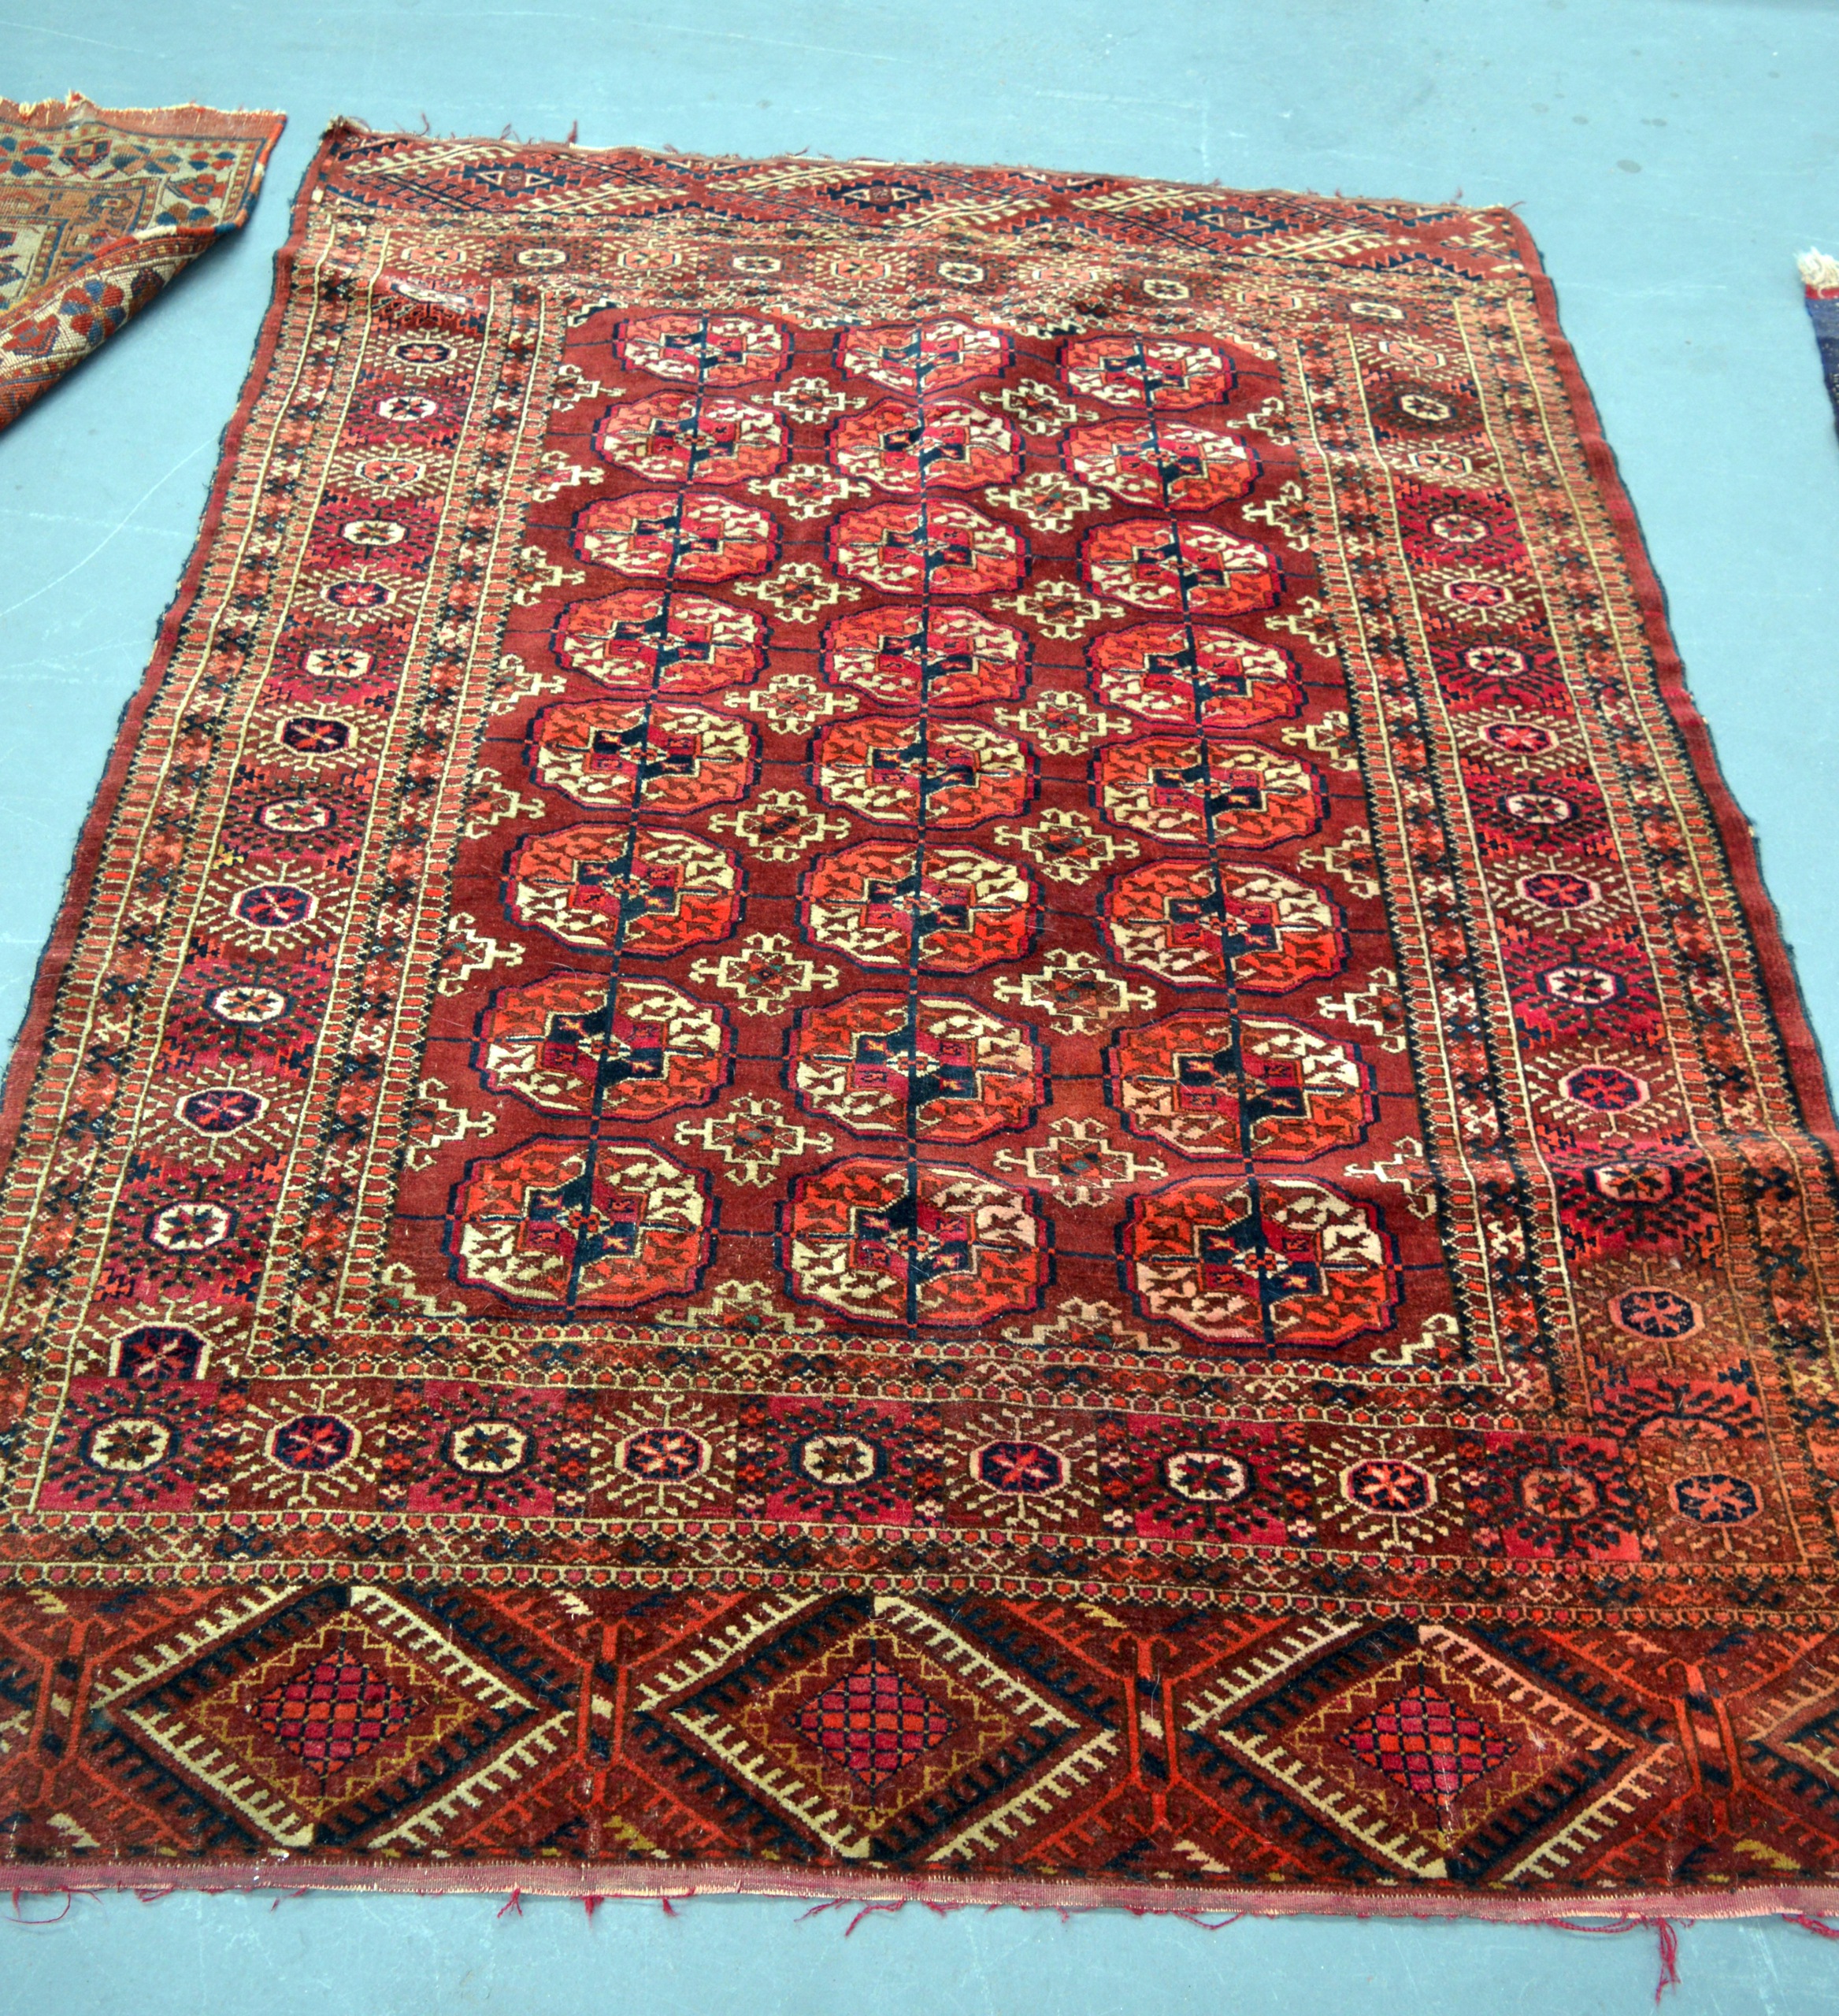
[0,94,284,429]
[1,126,1837,1915]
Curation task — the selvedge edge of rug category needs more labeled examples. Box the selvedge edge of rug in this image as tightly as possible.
[2,122,1837,1913]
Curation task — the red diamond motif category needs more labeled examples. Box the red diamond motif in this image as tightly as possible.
[795,1656,955,1788]
[1339,1684,1515,1805]
[255,1656,415,1777]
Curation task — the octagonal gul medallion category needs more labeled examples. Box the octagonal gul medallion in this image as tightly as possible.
[814,717,1033,827]
[821,604,1028,710]
[1108,1014,1373,1160]
[571,489,778,582]
[450,1138,714,1307]
[1122,1175,1396,1348]
[780,1156,1047,1326]
[137,1074,293,1171]
[800,841,1036,972]
[1093,738,1322,847]
[831,398,1020,491]
[837,318,1011,395]
[528,700,757,813]
[617,311,788,386]
[830,500,1025,597]
[1081,518,1279,617]
[551,589,766,694]
[506,826,741,955]
[1100,860,1344,991]
[1064,418,1258,510]
[475,973,730,1118]
[788,993,1045,1142]
[1088,620,1301,732]
[1062,332,1233,410]
[592,392,788,484]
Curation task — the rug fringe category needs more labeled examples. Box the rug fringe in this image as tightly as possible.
[1799,247,1839,293]
[13,1868,1839,1981]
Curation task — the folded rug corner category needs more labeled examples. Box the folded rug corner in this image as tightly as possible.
[1802,247,1839,437]
[0,92,285,429]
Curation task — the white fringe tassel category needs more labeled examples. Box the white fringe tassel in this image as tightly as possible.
[1799,248,1839,291]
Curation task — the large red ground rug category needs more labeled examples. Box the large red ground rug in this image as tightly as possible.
[2,127,1837,1914]
[0,94,284,428]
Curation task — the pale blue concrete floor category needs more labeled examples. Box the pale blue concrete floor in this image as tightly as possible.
[3,0,1839,2007]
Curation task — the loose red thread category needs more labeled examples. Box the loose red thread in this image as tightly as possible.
[1553,1915,1681,2004]
[1654,1919,1681,2005]
[4,1888,73,1925]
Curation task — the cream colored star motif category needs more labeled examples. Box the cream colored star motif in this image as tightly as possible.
[747,464,870,522]
[1265,595,1338,655]
[995,686,1133,753]
[658,1277,831,1339]
[1281,710,1360,773]
[594,1395,731,1515]
[1379,441,1481,484]
[984,471,1111,535]
[765,376,867,425]
[213,1379,391,1510]
[992,807,1139,886]
[548,361,619,414]
[527,450,601,503]
[991,580,1126,643]
[689,932,843,1017]
[328,444,450,501]
[404,1078,498,1173]
[1344,1136,1439,1220]
[1240,394,1293,443]
[675,1096,834,1188]
[979,376,1093,436]
[507,543,587,608]
[999,1296,1156,1356]
[461,772,547,840]
[994,1118,1166,1208]
[376,1262,471,1321]
[1299,824,1381,899]
[435,911,525,997]
[1317,966,1409,1054]
[708,789,851,862]
[1242,478,1313,550]
[733,561,863,624]
[487,651,565,715]
[725,671,860,737]
[993,950,1156,1036]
